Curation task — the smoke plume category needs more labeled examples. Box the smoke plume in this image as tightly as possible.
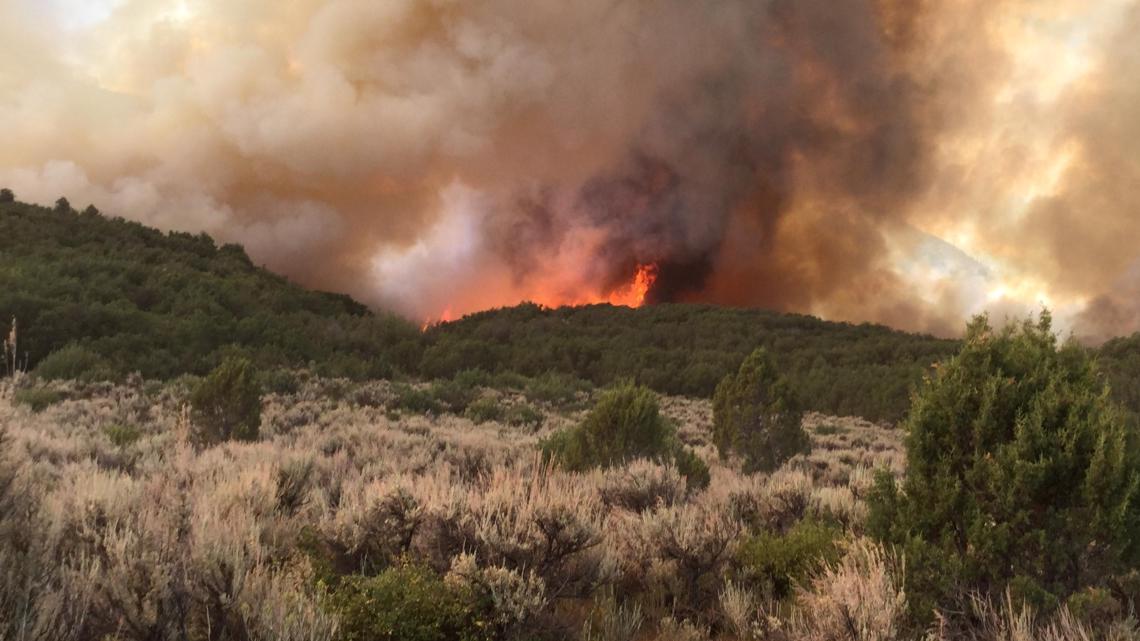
[1,0,1138,338]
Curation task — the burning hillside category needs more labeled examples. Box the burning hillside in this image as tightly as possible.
[2,0,1140,339]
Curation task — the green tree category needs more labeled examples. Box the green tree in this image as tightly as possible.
[53,197,70,213]
[712,348,809,473]
[189,357,262,445]
[868,312,1140,625]
[0,188,13,203]
[542,381,709,488]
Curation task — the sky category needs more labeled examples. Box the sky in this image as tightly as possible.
[2,0,1139,340]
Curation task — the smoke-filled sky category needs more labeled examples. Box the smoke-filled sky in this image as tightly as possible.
[2,0,1139,340]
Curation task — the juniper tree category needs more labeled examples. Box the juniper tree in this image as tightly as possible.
[712,348,809,473]
[868,312,1140,625]
[189,357,262,445]
[542,381,710,488]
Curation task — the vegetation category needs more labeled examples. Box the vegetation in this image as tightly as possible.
[7,365,1126,641]
[424,302,959,422]
[869,313,1140,630]
[10,196,1140,427]
[34,343,113,382]
[12,385,65,412]
[1095,333,1140,423]
[12,193,1140,639]
[712,348,810,473]
[735,519,842,599]
[542,381,709,488]
[325,563,492,641]
[104,422,142,448]
[0,198,421,381]
[464,396,505,424]
[0,195,965,421]
[189,357,262,445]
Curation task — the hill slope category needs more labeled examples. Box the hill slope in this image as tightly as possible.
[422,303,959,421]
[0,199,422,379]
[4,196,1139,422]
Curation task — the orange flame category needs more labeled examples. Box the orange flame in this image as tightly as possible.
[605,263,659,308]
[421,264,658,329]
[421,305,454,331]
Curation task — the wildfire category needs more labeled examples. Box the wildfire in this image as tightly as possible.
[419,263,659,330]
[420,306,454,331]
[606,263,659,308]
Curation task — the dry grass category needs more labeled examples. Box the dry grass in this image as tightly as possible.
[0,376,911,641]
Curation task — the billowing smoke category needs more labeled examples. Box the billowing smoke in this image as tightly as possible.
[1,0,1138,338]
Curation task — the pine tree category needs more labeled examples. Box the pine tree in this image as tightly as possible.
[712,347,808,473]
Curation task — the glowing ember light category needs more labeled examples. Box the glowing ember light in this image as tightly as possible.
[420,263,659,328]
[420,306,454,331]
[606,263,659,308]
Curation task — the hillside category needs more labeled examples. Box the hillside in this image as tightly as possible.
[4,197,1140,422]
[0,199,422,379]
[422,303,959,421]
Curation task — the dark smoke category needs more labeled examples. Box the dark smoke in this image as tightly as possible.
[2,0,1138,337]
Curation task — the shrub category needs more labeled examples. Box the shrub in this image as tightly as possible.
[643,500,741,617]
[103,422,142,448]
[446,553,548,637]
[792,540,906,641]
[260,368,301,395]
[600,460,688,512]
[275,458,314,516]
[327,483,423,574]
[542,381,675,470]
[1066,587,1122,632]
[671,446,711,491]
[525,371,589,407]
[541,381,706,487]
[868,312,1140,627]
[464,396,504,424]
[581,592,644,641]
[453,368,492,389]
[325,563,493,641]
[504,403,543,429]
[713,348,809,473]
[430,378,478,413]
[735,519,842,599]
[490,371,529,391]
[34,343,113,382]
[13,386,64,412]
[390,382,443,415]
[189,357,261,445]
[656,617,709,641]
[459,466,608,598]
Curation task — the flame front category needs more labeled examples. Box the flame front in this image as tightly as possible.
[421,306,455,331]
[525,262,659,310]
[421,263,658,328]
[606,263,659,308]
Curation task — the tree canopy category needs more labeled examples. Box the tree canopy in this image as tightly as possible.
[869,312,1140,626]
